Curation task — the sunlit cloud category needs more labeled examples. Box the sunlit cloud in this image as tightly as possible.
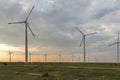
[0,44,21,51]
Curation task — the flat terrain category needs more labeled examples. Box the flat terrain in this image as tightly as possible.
[0,62,120,80]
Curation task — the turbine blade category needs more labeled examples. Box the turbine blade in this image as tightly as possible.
[118,32,119,42]
[8,21,24,24]
[86,32,97,36]
[75,27,84,35]
[109,42,117,46]
[27,23,35,37]
[80,37,84,47]
[25,6,35,21]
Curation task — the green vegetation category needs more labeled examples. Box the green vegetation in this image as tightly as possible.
[0,62,120,80]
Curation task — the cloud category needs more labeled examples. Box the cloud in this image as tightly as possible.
[0,0,120,62]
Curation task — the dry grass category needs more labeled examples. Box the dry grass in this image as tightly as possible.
[0,62,120,80]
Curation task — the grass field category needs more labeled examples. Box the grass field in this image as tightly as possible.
[0,62,120,80]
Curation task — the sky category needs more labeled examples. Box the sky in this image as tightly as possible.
[0,0,120,62]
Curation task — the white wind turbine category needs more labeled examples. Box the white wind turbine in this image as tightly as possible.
[8,50,12,62]
[78,56,80,62]
[76,27,97,63]
[44,53,47,62]
[72,53,74,62]
[109,32,120,64]
[29,52,40,63]
[29,52,32,63]
[8,6,35,64]
[58,54,61,63]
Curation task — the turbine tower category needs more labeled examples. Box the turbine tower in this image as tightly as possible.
[78,56,80,62]
[72,53,74,62]
[76,27,97,63]
[29,52,32,63]
[44,53,47,62]
[58,54,61,63]
[8,50,12,62]
[8,6,35,64]
[109,32,120,64]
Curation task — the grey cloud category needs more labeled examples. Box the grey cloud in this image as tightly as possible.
[0,0,120,62]
[91,0,120,19]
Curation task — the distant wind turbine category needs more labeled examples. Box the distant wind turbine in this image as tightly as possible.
[8,6,35,64]
[72,53,74,62]
[87,57,89,63]
[29,53,40,63]
[8,50,12,62]
[29,52,32,63]
[109,32,120,64]
[78,56,80,62]
[44,53,47,62]
[58,54,61,63]
[94,57,97,63]
[76,27,97,63]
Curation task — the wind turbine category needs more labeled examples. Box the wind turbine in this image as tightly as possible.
[44,53,47,62]
[8,6,35,64]
[109,32,120,64]
[8,50,12,62]
[78,56,80,62]
[87,57,89,63]
[29,53,40,63]
[94,57,97,63]
[76,27,97,63]
[72,53,74,62]
[29,52,32,63]
[58,54,61,63]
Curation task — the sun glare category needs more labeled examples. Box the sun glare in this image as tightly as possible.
[0,44,21,51]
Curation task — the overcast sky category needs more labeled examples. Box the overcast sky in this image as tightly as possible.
[0,0,120,62]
